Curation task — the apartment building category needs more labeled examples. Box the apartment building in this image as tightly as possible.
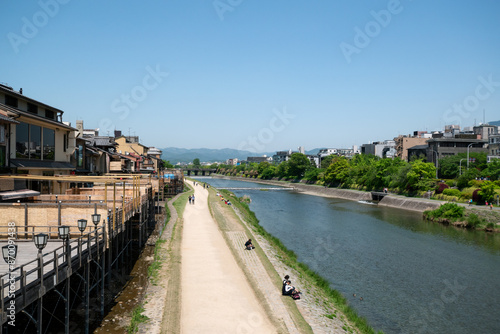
[394,133,430,161]
[361,140,397,158]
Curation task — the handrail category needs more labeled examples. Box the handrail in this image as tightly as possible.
[0,226,105,309]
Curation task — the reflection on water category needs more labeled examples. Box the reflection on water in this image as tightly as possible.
[199,177,500,334]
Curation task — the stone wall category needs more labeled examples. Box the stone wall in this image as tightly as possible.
[213,175,445,212]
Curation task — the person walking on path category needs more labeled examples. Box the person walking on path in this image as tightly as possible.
[191,194,195,205]
[180,180,276,333]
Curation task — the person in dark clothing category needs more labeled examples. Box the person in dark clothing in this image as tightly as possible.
[283,280,300,296]
[282,275,291,295]
[282,275,300,297]
[245,239,255,250]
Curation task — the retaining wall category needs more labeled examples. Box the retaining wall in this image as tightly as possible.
[213,175,445,213]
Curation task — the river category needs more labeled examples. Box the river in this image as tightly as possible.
[195,177,500,334]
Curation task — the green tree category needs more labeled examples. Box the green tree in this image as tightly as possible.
[162,160,174,169]
[406,160,437,191]
[193,158,201,167]
[276,161,289,178]
[287,153,313,178]
[438,155,462,179]
[320,155,336,169]
[261,165,277,179]
[481,159,500,181]
[348,154,378,187]
[479,181,498,203]
[364,158,406,190]
[457,168,480,189]
[303,168,322,182]
[257,161,270,175]
[324,156,350,186]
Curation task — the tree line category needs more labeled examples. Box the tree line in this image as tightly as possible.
[217,152,500,203]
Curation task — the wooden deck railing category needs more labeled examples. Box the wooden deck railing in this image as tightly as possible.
[0,227,106,318]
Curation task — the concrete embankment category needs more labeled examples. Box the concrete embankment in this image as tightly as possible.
[377,195,444,212]
[212,175,445,213]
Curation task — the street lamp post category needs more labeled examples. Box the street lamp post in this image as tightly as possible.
[459,158,466,176]
[58,225,70,263]
[467,143,474,170]
[33,233,48,285]
[33,233,48,333]
[91,213,101,251]
[430,149,439,179]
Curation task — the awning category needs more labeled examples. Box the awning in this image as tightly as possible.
[0,189,40,200]
[10,159,75,170]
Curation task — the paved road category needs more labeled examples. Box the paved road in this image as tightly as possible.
[180,181,277,333]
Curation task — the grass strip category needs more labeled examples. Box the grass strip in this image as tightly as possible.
[127,304,149,333]
[220,189,384,334]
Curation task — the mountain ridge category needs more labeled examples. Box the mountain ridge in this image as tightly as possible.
[160,147,323,163]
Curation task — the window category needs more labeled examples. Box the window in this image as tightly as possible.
[16,122,29,158]
[27,103,38,114]
[0,146,5,167]
[16,122,56,160]
[0,126,5,144]
[30,125,41,160]
[43,128,55,160]
[63,134,67,152]
[5,95,18,108]
[45,109,54,119]
[74,144,84,167]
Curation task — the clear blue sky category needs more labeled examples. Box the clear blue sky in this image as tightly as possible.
[2,0,499,153]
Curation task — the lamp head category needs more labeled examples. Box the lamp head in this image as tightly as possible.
[91,213,101,226]
[77,219,87,233]
[58,225,70,240]
[2,244,17,263]
[34,233,49,251]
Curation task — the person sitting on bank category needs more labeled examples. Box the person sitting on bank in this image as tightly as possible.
[245,239,255,250]
[282,280,300,297]
[282,275,291,295]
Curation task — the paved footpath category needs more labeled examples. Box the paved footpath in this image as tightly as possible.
[180,181,277,333]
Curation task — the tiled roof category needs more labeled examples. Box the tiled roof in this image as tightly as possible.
[88,136,117,147]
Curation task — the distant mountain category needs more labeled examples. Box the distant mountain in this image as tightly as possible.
[305,148,324,156]
[160,147,275,164]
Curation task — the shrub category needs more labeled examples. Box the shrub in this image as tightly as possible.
[466,213,482,228]
[442,189,462,197]
[461,187,476,199]
[435,183,449,194]
[468,179,483,188]
[426,203,464,219]
[472,189,482,203]
[444,179,457,187]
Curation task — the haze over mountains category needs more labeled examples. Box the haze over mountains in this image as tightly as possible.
[160,147,322,164]
[161,119,500,164]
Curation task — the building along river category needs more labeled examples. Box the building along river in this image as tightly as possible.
[195,177,500,334]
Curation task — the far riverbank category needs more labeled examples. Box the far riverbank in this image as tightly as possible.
[211,175,445,213]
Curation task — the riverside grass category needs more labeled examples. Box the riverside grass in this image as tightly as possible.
[127,305,149,333]
[220,189,384,334]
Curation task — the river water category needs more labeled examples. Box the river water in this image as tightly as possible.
[196,177,500,334]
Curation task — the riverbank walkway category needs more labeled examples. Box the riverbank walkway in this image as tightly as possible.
[180,180,277,333]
